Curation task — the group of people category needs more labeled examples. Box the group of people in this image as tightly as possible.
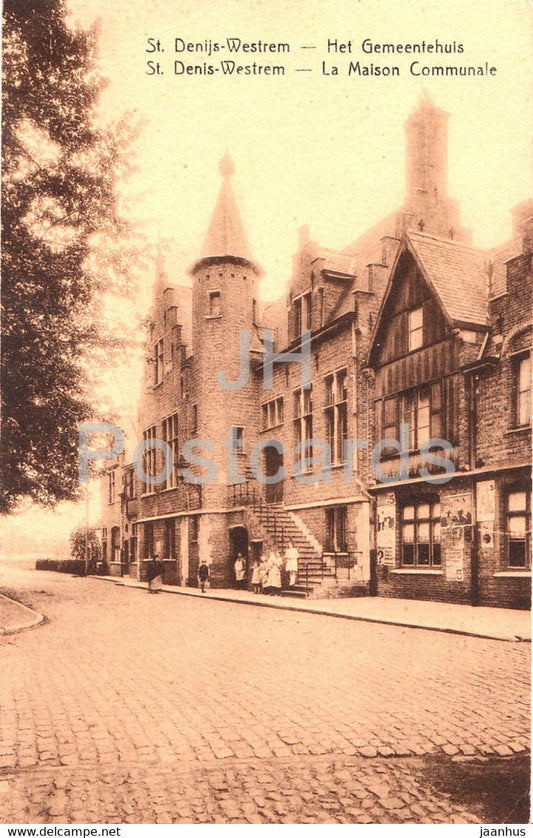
[235,542,299,595]
[147,543,299,596]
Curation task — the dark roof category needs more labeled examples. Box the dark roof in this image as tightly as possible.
[407,231,489,326]
[199,154,254,264]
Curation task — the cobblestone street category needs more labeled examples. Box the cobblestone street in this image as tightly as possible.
[0,566,530,824]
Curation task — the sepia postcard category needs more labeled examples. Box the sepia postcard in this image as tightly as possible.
[1,0,532,830]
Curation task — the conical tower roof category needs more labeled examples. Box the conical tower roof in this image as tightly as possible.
[189,154,263,275]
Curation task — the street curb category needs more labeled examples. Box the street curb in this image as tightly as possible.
[0,593,45,636]
[90,576,530,644]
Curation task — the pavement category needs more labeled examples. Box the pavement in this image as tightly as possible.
[0,592,44,635]
[94,574,532,642]
[0,562,530,824]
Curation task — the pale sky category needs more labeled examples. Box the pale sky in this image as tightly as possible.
[3,0,532,555]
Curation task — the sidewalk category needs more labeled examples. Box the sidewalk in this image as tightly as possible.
[0,593,44,635]
[94,576,531,642]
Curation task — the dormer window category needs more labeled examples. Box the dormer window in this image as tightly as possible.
[294,291,312,337]
[408,307,423,351]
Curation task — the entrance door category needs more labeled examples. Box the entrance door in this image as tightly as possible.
[229,526,249,586]
[264,446,284,503]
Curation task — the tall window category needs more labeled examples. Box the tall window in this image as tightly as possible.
[401,500,441,567]
[162,413,179,489]
[165,518,176,559]
[326,506,348,552]
[325,369,348,463]
[506,489,531,568]
[191,404,198,436]
[293,386,313,469]
[108,469,116,504]
[516,354,531,427]
[144,522,154,558]
[408,307,423,351]
[230,425,244,455]
[262,397,283,430]
[142,426,157,494]
[154,339,164,385]
[294,291,311,337]
[378,377,458,453]
[208,290,221,317]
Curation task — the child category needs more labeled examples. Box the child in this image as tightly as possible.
[251,559,261,593]
[198,560,209,593]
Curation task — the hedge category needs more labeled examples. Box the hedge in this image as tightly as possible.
[35,559,86,575]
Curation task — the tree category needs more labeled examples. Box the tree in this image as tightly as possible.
[70,526,101,562]
[1,0,142,514]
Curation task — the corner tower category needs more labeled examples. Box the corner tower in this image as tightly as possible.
[188,154,263,504]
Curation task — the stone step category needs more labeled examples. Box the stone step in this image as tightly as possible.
[279,587,310,599]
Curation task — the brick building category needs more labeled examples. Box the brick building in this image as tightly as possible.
[98,98,531,608]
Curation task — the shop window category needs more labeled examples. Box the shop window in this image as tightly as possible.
[401,500,441,567]
[506,489,531,568]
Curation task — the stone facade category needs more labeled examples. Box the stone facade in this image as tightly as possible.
[97,99,531,608]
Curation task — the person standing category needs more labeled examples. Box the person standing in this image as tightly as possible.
[284,541,299,587]
[198,560,209,593]
[147,554,163,594]
[267,550,282,595]
[251,559,261,594]
[234,553,246,589]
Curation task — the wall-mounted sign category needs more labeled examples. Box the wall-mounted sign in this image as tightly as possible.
[477,480,495,522]
[446,547,464,582]
[377,493,396,566]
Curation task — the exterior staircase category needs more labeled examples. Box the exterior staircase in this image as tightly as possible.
[243,500,336,598]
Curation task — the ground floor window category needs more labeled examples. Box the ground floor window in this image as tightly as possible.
[401,499,441,567]
[506,488,531,568]
[144,522,154,558]
[165,518,177,559]
[326,506,347,552]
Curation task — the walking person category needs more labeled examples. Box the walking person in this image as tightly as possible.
[146,554,163,594]
[198,560,209,593]
[284,540,299,587]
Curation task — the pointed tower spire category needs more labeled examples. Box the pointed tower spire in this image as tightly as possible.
[189,154,263,276]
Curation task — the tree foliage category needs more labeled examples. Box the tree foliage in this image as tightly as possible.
[1,0,142,514]
[70,526,100,562]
